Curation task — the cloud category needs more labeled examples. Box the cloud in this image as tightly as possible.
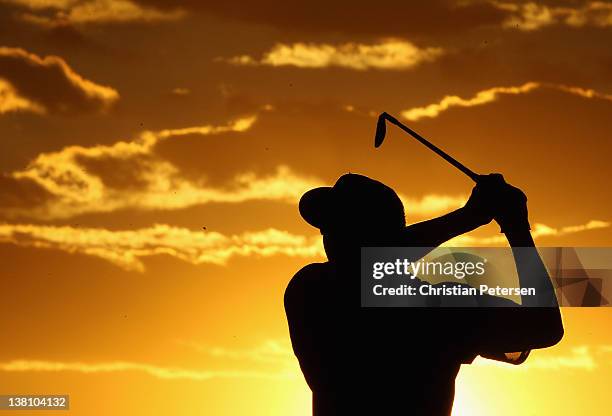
[6,163,320,219]
[0,78,45,114]
[4,116,296,219]
[3,111,462,221]
[177,339,294,365]
[0,223,325,271]
[220,39,444,71]
[495,1,612,31]
[494,1,557,30]
[1,103,603,223]
[2,0,78,9]
[532,220,611,237]
[0,359,294,380]
[401,194,465,217]
[401,82,540,121]
[448,220,610,245]
[4,0,185,26]
[3,135,468,219]
[3,345,610,382]
[0,339,301,380]
[401,82,612,121]
[555,84,612,102]
[0,219,607,271]
[139,0,507,37]
[0,47,118,115]
[524,346,597,370]
[171,87,190,96]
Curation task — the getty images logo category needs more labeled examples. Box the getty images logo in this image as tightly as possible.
[372,257,487,280]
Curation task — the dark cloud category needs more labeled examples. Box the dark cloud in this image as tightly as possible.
[1,0,185,27]
[139,0,508,37]
[76,155,154,190]
[0,46,119,115]
[0,174,51,216]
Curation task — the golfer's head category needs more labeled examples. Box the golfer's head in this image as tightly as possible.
[299,174,405,259]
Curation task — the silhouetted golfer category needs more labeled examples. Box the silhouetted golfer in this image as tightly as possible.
[285,173,563,415]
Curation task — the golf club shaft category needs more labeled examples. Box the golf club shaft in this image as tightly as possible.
[386,116,480,182]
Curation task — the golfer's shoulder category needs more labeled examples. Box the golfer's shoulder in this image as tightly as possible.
[285,262,329,303]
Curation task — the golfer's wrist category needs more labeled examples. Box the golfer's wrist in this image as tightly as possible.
[457,206,492,228]
[456,206,491,229]
[496,214,531,235]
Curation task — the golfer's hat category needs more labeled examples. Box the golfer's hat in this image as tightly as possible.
[299,173,405,234]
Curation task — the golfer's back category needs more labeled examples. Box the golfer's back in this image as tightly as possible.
[285,262,473,416]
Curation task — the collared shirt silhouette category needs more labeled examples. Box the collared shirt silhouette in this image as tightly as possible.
[285,173,563,416]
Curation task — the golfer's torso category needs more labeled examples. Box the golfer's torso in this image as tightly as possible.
[311,361,459,416]
[308,265,463,416]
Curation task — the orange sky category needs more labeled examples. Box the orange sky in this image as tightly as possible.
[1,1,612,415]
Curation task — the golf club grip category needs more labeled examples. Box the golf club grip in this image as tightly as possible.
[388,118,480,182]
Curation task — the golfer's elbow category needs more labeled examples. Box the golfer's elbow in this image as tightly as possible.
[551,325,565,346]
[545,315,565,347]
[530,310,564,348]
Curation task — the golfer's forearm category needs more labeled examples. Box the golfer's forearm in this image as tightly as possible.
[403,207,482,247]
[472,229,564,350]
[505,229,559,308]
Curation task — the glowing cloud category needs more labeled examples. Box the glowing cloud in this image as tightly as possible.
[0,223,325,271]
[5,116,281,219]
[171,87,190,96]
[6,0,185,26]
[495,1,612,31]
[4,109,465,220]
[447,220,610,246]
[2,0,78,8]
[401,82,612,121]
[0,339,301,380]
[495,1,556,30]
[221,39,444,71]
[0,220,607,271]
[555,84,612,102]
[401,82,541,121]
[0,47,119,114]
[177,339,294,365]
[6,164,322,219]
[0,78,45,114]
[524,346,597,370]
[0,359,294,380]
[400,194,466,218]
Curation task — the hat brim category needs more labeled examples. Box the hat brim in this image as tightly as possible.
[299,187,333,230]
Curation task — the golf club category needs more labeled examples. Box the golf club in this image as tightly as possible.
[374,112,480,183]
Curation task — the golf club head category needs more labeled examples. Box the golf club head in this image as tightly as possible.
[374,113,388,148]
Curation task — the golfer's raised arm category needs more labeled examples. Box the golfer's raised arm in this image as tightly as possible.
[505,229,559,308]
[486,176,560,307]
[475,176,563,351]
[401,182,494,248]
[400,209,483,251]
[471,231,564,352]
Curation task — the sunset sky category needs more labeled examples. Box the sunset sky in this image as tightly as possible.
[1,1,612,415]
